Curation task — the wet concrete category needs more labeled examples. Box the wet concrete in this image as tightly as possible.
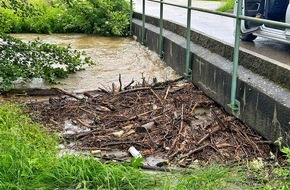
[134,0,234,43]
[11,34,179,92]
[133,12,290,90]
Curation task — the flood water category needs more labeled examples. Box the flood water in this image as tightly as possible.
[11,34,179,92]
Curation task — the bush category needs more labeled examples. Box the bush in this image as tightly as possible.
[0,34,94,91]
[0,8,15,33]
[0,0,131,36]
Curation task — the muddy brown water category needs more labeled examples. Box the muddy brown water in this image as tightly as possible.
[11,34,180,92]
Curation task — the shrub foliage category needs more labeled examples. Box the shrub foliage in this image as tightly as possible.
[0,0,130,36]
[0,34,94,91]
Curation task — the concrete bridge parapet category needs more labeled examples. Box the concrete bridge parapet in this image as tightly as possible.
[132,13,290,146]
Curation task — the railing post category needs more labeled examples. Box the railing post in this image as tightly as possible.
[185,0,192,78]
[142,0,146,44]
[129,0,133,35]
[159,0,164,58]
[229,0,242,115]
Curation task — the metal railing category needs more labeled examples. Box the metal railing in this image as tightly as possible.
[129,0,290,115]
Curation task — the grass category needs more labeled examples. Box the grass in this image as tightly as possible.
[217,0,235,12]
[170,166,246,190]
[0,101,289,189]
[0,103,57,189]
[37,155,158,189]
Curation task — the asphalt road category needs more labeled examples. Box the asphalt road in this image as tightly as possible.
[133,0,290,67]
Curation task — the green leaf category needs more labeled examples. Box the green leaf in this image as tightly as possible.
[130,157,144,168]
[281,147,290,162]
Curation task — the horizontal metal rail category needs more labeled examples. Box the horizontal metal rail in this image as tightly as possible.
[130,0,290,116]
[148,0,188,9]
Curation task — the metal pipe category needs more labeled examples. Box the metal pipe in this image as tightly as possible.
[159,0,164,58]
[238,15,290,28]
[129,0,133,35]
[185,0,192,77]
[148,0,188,9]
[230,0,243,115]
[142,0,146,44]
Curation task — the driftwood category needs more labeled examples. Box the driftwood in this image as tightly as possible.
[51,87,83,100]
[21,79,276,166]
[124,79,135,90]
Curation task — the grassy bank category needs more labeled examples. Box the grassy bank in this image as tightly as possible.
[0,102,289,189]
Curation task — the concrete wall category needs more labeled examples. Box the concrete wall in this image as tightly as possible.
[132,15,290,146]
[133,13,290,90]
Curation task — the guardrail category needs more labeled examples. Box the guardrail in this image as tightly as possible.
[129,0,290,116]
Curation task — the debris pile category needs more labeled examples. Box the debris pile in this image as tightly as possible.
[25,78,274,167]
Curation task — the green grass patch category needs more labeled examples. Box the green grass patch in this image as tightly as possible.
[175,166,242,189]
[0,102,58,189]
[217,0,234,12]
